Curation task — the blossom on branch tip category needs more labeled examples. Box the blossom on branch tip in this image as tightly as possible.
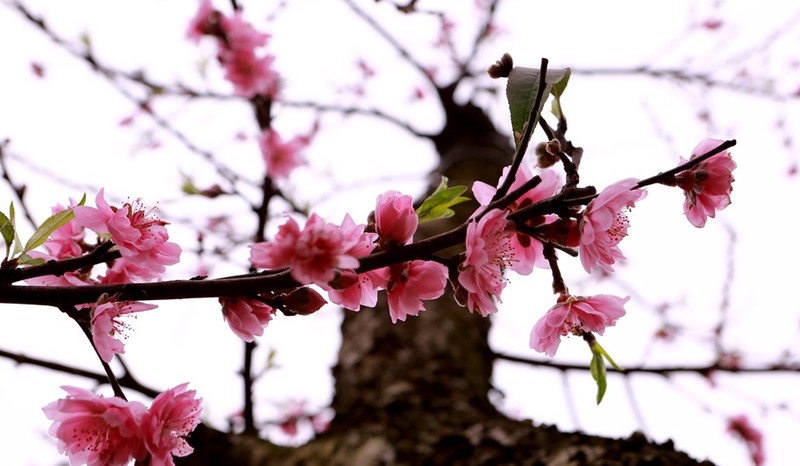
[529,294,628,357]
[457,209,517,317]
[675,138,736,228]
[385,260,448,323]
[578,178,645,273]
[92,301,158,363]
[375,190,418,247]
[219,297,275,342]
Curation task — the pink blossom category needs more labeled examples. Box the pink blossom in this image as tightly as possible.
[457,209,516,316]
[42,386,147,466]
[140,383,203,466]
[326,269,385,311]
[249,214,363,286]
[259,129,307,180]
[385,260,448,323]
[473,166,561,274]
[727,414,765,466]
[218,13,277,97]
[74,189,181,275]
[530,294,629,357]
[675,138,736,228]
[249,215,301,270]
[186,0,217,42]
[219,297,275,342]
[578,178,646,273]
[91,301,158,363]
[100,258,161,284]
[375,190,418,247]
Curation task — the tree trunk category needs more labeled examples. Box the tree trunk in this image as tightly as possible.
[177,87,713,466]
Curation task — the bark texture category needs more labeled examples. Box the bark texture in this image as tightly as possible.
[177,86,714,466]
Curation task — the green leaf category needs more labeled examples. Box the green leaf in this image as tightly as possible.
[8,203,22,256]
[23,208,76,254]
[506,66,570,146]
[593,340,623,372]
[16,254,45,266]
[415,177,470,224]
[550,68,571,120]
[589,349,607,404]
[0,211,14,259]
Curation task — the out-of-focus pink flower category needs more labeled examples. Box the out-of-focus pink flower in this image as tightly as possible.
[385,260,448,323]
[43,386,147,466]
[457,209,516,316]
[74,189,181,275]
[473,166,561,274]
[249,214,363,287]
[578,179,646,273]
[187,2,278,97]
[375,190,418,247]
[218,12,277,97]
[675,138,736,228]
[140,383,203,466]
[727,414,765,466]
[186,0,218,42]
[530,294,628,357]
[220,297,275,342]
[259,129,307,180]
[91,301,158,363]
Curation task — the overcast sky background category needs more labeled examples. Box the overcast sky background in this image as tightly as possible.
[1,1,799,465]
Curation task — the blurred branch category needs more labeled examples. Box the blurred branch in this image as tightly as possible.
[0,347,160,398]
[493,351,800,375]
[0,139,36,229]
[572,66,798,101]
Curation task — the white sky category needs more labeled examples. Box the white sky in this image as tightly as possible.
[1,1,799,465]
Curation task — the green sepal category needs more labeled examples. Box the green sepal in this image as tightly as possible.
[506,66,570,146]
[415,177,470,224]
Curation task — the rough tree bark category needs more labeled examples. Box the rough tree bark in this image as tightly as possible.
[176,84,714,466]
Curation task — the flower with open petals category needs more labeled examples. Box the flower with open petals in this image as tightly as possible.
[578,179,645,273]
[43,386,147,466]
[457,209,516,316]
[473,166,561,274]
[140,383,203,466]
[92,301,158,363]
[675,138,736,228]
[74,189,181,275]
[250,214,367,287]
[385,260,448,323]
[530,294,628,357]
[220,297,275,342]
